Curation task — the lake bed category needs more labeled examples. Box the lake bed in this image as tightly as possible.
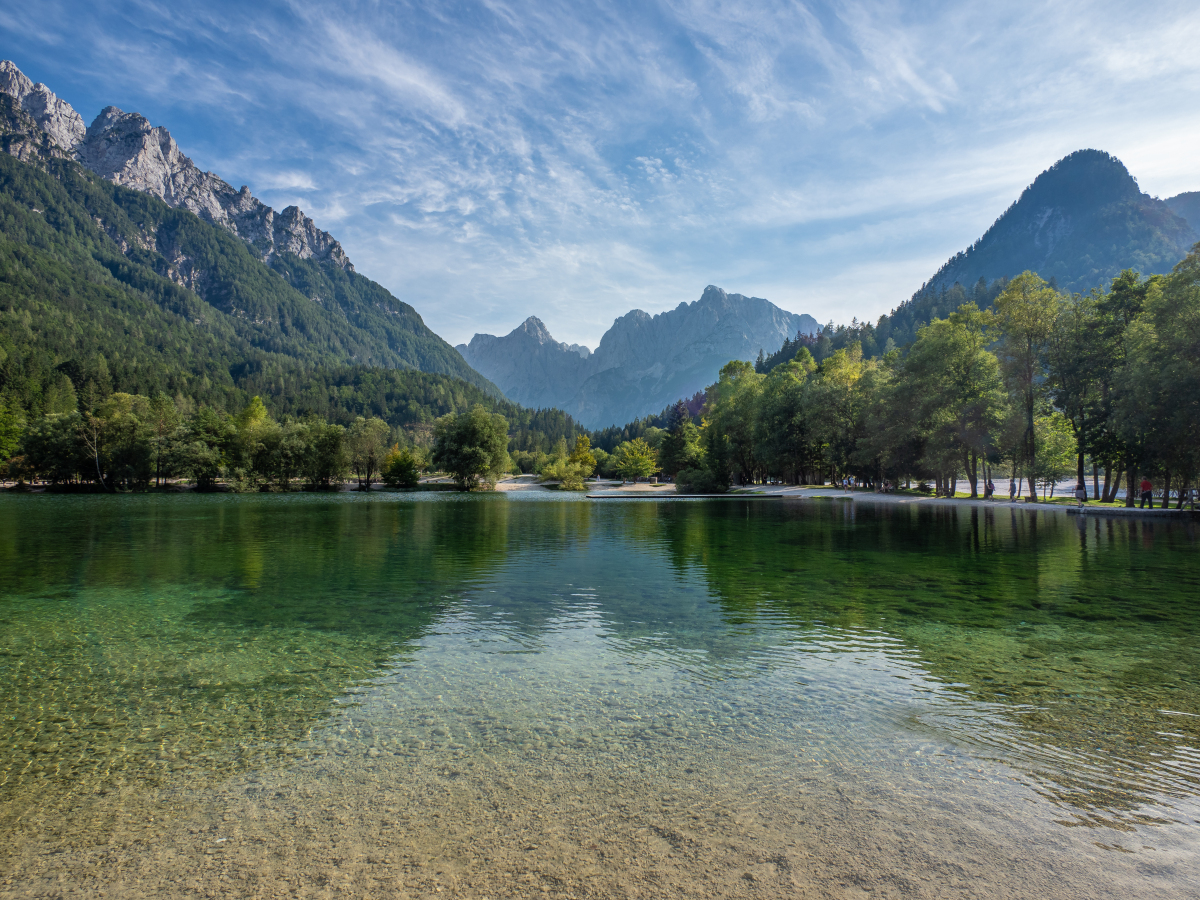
[0,494,1197,898]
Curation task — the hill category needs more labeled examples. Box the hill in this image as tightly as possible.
[459,287,818,429]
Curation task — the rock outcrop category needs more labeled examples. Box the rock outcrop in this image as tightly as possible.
[0,60,85,151]
[459,286,819,428]
[0,60,352,272]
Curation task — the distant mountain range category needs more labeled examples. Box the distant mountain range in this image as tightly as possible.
[0,60,493,392]
[459,287,818,429]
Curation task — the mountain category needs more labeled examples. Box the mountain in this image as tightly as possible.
[459,286,818,428]
[1165,192,1200,235]
[919,150,1196,296]
[856,150,1200,355]
[0,60,494,392]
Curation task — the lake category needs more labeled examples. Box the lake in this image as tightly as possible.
[0,493,1197,898]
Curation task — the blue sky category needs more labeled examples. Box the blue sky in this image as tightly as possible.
[3,1,1199,347]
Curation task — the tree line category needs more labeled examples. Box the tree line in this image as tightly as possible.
[645,251,1200,505]
[4,249,1195,500]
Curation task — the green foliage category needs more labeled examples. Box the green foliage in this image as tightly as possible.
[539,457,589,490]
[432,405,511,490]
[381,446,421,488]
[0,400,22,463]
[611,437,659,482]
[994,272,1061,495]
[346,416,391,488]
[658,400,703,478]
[615,247,1200,503]
[567,434,597,477]
[1032,413,1077,496]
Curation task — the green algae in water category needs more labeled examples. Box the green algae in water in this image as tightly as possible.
[0,493,1197,896]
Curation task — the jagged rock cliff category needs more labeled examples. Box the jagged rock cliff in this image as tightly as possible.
[460,286,818,428]
[0,60,85,151]
[0,60,351,271]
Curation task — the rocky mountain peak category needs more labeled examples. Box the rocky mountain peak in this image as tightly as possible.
[0,60,352,272]
[0,60,85,150]
[517,316,557,343]
[461,288,817,428]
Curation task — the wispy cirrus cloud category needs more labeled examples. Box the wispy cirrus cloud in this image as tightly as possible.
[3,0,1198,346]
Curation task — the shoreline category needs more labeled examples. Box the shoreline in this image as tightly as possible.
[756,486,1197,518]
[3,479,1194,519]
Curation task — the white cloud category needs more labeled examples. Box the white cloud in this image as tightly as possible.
[3,0,1199,347]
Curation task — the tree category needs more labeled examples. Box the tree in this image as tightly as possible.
[994,272,1060,500]
[346,416,392,488]
[902,304,1007,497]
[677,420,730,493]
[147,393,180,487]
[19,413,86,484]
[568,434,597,477]
[705,360,764,484]
[612,438,659,482]
[1045,290,1108,490]
[0,402,26,466]
[1115,247,1200,506]
[659,400,703,478]
[381,445,421,488]
[432,405,510,490]
[1031,413,1077,499]
[802,344,873,484]
[295,422,347,489]
[754,353,819,483]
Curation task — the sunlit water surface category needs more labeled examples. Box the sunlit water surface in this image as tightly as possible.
[0,494,1197,899]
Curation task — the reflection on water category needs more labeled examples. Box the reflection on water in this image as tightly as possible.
[0,494,1197,897]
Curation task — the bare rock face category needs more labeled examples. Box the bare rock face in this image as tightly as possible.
[0,94,75,164]
[0,60,85,151]
[77,106,352,271]
[456,317,592,410]
[0,61,352,272]
[460,287,819,428]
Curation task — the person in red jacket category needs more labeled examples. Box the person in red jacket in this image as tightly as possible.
[1139,477,1153,509]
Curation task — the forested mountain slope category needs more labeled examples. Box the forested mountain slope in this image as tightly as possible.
[0,105,591,444]
[755,150,1199,371]
[0,59,492,391]
[1165,192,1200,235]
[919,150,1195,297]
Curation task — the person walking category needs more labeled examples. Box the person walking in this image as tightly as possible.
[1139,477,1153,509]
[1074,483,1087,508]
[986,478,996,500]
[1008,480,1016,503]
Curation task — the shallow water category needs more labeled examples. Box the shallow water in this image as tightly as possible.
[0,493,1197,898]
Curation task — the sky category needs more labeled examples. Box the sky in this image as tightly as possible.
[3,0,1199,348]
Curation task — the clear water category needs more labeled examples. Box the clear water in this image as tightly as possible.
[0,493,1197,898]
